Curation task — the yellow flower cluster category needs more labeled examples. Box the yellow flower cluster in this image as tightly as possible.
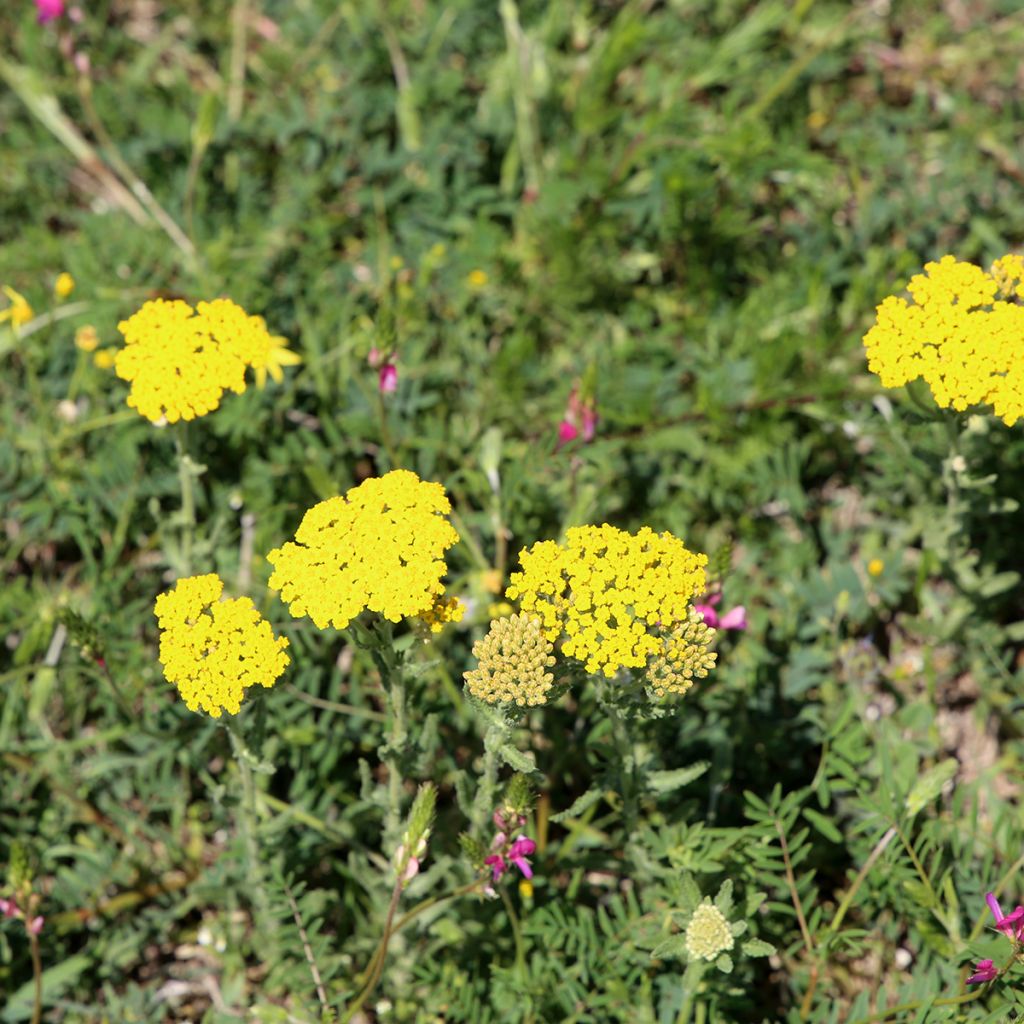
[267,469,461,630]
[684,902,735,961]
[863,254,1024,425]
[464,613,556,706]
[646,611,717,697]
[154,573,290,717]
[0,286,33,330]
[418,595,466,633]
[506,524,708,679]
[115,298,300,423]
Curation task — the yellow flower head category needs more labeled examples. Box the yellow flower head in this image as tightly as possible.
[684,901,735,961]
[154,573,290,717]
[115,298,295,423]
[55,272,75,300]
[867,558,884,578]
[863,254,1024,425]
[267,470,461,630]
[0,286,33,329]
[93,348,117,370]
[464,613,557,706]
[467,269,488,289]
[75,325,99,352]
[418,594,466,633]
[505,524,708,679]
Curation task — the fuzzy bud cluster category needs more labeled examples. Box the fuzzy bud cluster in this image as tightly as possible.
[646,610,717,697]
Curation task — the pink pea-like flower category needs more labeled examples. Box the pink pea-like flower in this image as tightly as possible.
[27,916,44,936]
[966,958,998,985]
[35,0,64,23]
[379,363,398,394]
[694,593,747,632]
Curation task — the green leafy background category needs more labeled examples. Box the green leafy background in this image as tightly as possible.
[2,0,1024,1020]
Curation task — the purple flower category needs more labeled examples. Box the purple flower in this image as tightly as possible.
[966,958,998,985]
[35,0,64,22]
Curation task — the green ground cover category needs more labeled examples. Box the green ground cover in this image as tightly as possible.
[3,0,1024,1020]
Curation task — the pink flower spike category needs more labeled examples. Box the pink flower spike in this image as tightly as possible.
[35,0,64,22]
[966,958,998,985]
[0,899,15,917]
[719,605,748,631]
[379,363,398,394]
[694,604,720,628]
[581,406,598,442]
[27,916,44,935]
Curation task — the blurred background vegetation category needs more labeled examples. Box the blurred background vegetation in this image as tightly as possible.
[3,0,1024,1020]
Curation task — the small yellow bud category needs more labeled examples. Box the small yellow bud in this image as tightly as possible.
[55,272,75,300]
[467,269,488,289]
[867,558,884,578]
[93,348,117,370]
[75,325,99,352]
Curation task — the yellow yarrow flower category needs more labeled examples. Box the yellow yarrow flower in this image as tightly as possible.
[867,558,884,578]
[155,573,290,717]
[505,524,708,679]
[646,610,717,697]
[253,331,303,389]
[863,254,1024,425]
[54,272,75,300]
[267,469,461,630]
[467,269,488,289]
[0,286,33,329]
[115,298,297,423]
[418,594,466,633]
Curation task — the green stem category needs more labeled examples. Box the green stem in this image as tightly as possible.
[174,427,198,576]
[28,927,42,1024]
[471,723,506,837]
[226,722,273,945]
[606,699,638,835]
[343,879,403,1023]
[942,413,963,566]
[829,825,897,935]
[499,886,527,981]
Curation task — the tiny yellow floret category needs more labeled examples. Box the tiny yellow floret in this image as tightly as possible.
[93,348,117,369]
[867,558,884,578]
[684,902,734,962]
[467,269,488,289]
[54,272,75,300]
[155,573,289,717]
[267,470,461,630]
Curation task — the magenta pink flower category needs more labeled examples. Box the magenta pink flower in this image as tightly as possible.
[986,891,1024,941]
[35,0,64,22]
[485,835,536,882]
[27,916,44,936]
[556,386,597,447]
[966,958,998,985]
[694,593,747,632]
[0,899,15,918]
[557,420,578,445]
[379,363,398,394]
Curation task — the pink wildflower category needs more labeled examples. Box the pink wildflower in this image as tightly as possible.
[966,958,998,985]
[379,363,398,394]
[556,387,597,447]
[694,593,747,632]
[0,899,15,917]
[986,891,1024,941]
[485,834,536,882]
[27,916,43,936]
[35,0,64,22]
